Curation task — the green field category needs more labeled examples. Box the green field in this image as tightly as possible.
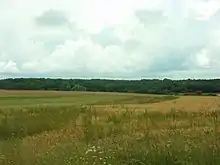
[0,90,220,165]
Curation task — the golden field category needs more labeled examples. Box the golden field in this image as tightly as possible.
[0,90,220,165]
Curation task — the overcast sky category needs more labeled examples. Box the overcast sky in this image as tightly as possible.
[0,0,220,79]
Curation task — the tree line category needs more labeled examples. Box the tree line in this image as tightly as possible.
[0,78,220,95]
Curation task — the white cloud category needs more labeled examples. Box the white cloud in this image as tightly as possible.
[0,60,19,74]
[193,0,220,20]
[0,0,220,79]
[196,49,211,68]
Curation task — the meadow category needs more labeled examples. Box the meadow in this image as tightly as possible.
[0,90,220,165]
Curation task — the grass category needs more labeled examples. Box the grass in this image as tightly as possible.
[0,90,220,165]
[0,90,177,107]
[0,106,82,139]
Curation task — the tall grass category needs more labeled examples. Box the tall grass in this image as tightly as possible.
[27,106,220,165]
[0,105,81,139]
[0,103,220,165]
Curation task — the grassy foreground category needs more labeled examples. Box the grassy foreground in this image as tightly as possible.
[0,91,220,165]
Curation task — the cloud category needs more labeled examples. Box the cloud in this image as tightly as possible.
[0,60,19,74]
[135,10,166,25]
[0,0,220,79]
[35,9,70,27]
[91,28,122,47]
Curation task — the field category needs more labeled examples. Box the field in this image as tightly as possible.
[0,90,220,165]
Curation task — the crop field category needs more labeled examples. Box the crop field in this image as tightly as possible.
[0,90,220,165]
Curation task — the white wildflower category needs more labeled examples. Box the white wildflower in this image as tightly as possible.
[85,149,93,154]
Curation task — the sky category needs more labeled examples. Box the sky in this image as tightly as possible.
[0,0,220,79]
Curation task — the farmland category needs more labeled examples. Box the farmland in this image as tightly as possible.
[0,90,220,165]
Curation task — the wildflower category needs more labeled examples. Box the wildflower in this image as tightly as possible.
[85,149,93,154]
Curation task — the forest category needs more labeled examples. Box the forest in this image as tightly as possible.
[0,78,220,95]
